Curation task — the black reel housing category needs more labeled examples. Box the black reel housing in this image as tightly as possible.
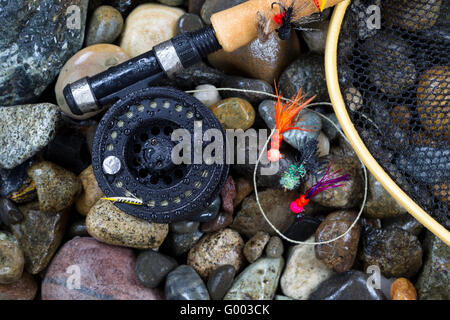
[92,87,229,223]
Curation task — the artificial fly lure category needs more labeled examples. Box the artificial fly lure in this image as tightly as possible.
[267,86,316,162]
[290,164,350,214]
[102,189,143,206]
[279,138,323,190]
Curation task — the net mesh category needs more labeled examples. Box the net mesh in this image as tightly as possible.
[337,0,449,228]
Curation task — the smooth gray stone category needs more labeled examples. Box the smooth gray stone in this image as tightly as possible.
[207,265,236,300]
[165,265,210,300]
[135,250,178,288]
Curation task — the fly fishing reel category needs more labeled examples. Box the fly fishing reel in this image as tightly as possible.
[92,87,229,223]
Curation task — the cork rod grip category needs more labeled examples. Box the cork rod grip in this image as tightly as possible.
[211,0,345,52]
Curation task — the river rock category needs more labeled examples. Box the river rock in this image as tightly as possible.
[208,32,300,84]
[301,19,329,53]
[224,257,284,300]
[120,3,185,57]
[0,0,88,105]
[0,236,24,284]
[231,189,297,238]
[0,272,37,300]
[192,195,221,222]
[283,215,323,242]
[189,0,206,15]
[0,104,60,169]
[363,173,407,219]
[0,198,24,226]
[192,84,221,107]
[308,270,386,300]
[12,202,68,274]
[207,265,236,300]
[0,159,35,203]
[42,237,163,300]
[177,13,204,34]
[27,161,81,213]
[221,76,274,105]
[391,278,417,300]
[55,44,130,120]
[265,236,284,258]
[75,165,104,216]
[209,98,255,130]
[315,210,360,273]
[200,0,246,24]
[382,214,423,236]
[416,232,450,300]
[279,53,329,102]
[359,226,422,278]
[280,236,334,300]
[187,228,244,279]
[233,177,253,208]
[68,219,90,238]
[85,5,124,46]
[170,221,200,234]
[200,212,233,233]
[86,199,168,249]
[165,265,210,300]
[135,250,178,288]
[243,231,270,263]
[174,62,225,90]
[163,230,203,256]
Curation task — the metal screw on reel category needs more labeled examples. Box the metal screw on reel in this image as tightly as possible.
[92,87,229,223]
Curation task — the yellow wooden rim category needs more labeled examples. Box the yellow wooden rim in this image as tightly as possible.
[325,0,450,245]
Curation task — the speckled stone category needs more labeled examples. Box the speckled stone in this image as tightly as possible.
[280,236,334,300]
[0,0,88,105]
[135,250,178,288]
[391,278,417,300]
[360,227,422,278]
[85,5,124,46]
[243,231,270,263]
[86,199,168,249]
[165,265,210,300]
[308,270,386,300]
[164,230,203,256]
[12,201,68,274]
[0,104,60,169]
[363,173,407,219]
[315,210,360,273]
[187,228,244,279]
[75,165,104,216]
[416,232,450,300]
[0,237,24,284]
[0,272,37,300]
[120,3,185,57]
[177,13,204,34]
[27,161,81,213]
[208,32,301,84]
[42,237,163,300]
[209,98,256,130]
[265,236,284,259]
[232,189,297,238]
[224,257,284,300]
[220,76,274,105]
[55,44,130,120]
[207,265,236,300]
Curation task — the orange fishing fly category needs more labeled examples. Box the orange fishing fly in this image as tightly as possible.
[267,87,316,162]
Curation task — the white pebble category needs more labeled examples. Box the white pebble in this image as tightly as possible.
[316,131,330,157]
[193,84,221,107]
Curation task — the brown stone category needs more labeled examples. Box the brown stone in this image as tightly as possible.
[75,165,104,216]
[315,210,360,273]
[187,228,244,279]
[209,98,255,130]
[200,211,233,233]
[41,237,163,300]
[243,231,270,263]
[390,278,417,300]
[0,237,24,284]
[208,32,301,84]
[27,161,81,213]
[221,176,236,215]
[0,272,37,300]
[233,177,253,208]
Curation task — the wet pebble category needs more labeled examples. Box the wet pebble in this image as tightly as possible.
[68,220,89,238]
[192,196,221,222]
[359,227,422,278]
[316,132,330,157]
[224,257,284,300]
[301,19,329,53]
[0,234,24,284]
[243,231,270,263]
[187,228,244,279]
[283,215,322,242]
[315,210,360,273]
[158,0,184,6]
[27,161,81,213]
[170,220,200,234]
[390,278,417,300]
[265,236,284,259]
[209,98,256,130]
[75,165,104,216]
[0,198,23,226]
[177,13,204,34]
[280,236,334,300]
[164,230,203,256]
[0,160,34,203]
[0,104,60,169]
[192,84,221,107]
[220,76,274,105]
[86,199,168,249]
[200,212,233,233]
[200,0,246,24]
[233,177,253,208]
[207,265,236,300]
[165,265,210,300]
[135,250,178,288]
[174,62,225,90]
[85,5,124,46]
[382,214,423,236]
[42,237,163,300]
[321,113,341,141]
[0,272,37,300]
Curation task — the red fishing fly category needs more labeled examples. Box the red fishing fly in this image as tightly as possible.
[290,164,350,214]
